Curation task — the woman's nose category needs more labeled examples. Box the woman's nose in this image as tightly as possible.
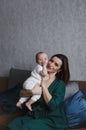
[50,62,54,67]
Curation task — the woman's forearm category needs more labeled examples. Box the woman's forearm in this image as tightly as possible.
[19,89,33,97]
[42,86,52,104]
[19,84,42,97]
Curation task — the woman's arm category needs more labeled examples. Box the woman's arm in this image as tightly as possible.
[48,81,65,111]
[41,78,65,111]
[20,83,42,97]
[41,85,52,104]
[19,89,32,97]
[41,77,52,104]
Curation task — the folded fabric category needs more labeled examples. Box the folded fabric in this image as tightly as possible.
[64,90,86,128]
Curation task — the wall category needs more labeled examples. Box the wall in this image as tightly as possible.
[0,0,86,80]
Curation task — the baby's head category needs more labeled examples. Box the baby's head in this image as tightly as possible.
[36,52,48,66]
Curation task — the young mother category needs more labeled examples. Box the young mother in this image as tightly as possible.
[8,54,70,130]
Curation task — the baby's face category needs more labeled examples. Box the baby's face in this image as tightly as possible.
[37,53,48,66]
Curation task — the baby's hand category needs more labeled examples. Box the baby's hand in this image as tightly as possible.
[43,59,48,66]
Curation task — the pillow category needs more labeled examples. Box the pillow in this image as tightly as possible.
[64,90,86,128]
[8,68,31,89]
[64,82,79,101]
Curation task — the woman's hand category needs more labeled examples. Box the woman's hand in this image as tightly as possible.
[41,75,49,88]
[32,83,42,95]
[20,83,42,97]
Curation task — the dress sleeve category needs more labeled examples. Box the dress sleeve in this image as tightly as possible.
[47,80,65,111]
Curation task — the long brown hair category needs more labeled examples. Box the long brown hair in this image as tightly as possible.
[51,54,70,84]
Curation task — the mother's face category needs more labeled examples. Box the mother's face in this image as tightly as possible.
[47,56,62,74]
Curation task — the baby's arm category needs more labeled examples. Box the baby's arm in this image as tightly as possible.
[39,61,48,77]
[35,61,48,77]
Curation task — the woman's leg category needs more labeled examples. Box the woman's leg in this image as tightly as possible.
[8,115,33,130]
[22,119,54,130]
[8,115,65,130]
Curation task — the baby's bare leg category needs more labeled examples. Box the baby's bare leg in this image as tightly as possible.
[16,101,22,109]
[26,99,35,111]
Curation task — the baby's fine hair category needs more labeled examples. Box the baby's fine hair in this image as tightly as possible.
[35,51,45,63]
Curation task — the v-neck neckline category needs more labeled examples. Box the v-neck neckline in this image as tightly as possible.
[48,79,57,91]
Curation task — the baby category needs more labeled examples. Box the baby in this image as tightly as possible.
[16,52,48,111]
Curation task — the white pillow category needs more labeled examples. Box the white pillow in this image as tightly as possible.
[64,82,79,101]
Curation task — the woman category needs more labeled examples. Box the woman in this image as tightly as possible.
[8,54,70,130]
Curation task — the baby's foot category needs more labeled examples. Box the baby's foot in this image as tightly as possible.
[26,102,32,111]
[16,102,22,109]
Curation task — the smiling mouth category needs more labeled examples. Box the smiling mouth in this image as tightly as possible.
[48,66,53,69]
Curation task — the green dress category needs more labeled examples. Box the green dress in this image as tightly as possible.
[8,80,67,130]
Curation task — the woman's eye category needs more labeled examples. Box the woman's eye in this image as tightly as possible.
[55,63,58,66]
[50,59,53,62]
